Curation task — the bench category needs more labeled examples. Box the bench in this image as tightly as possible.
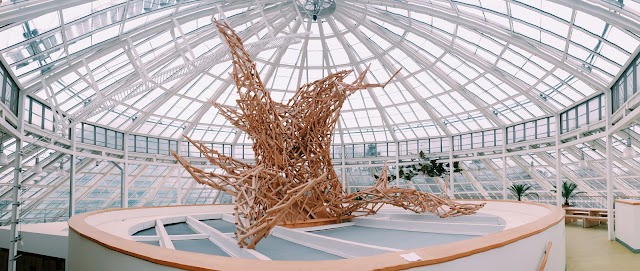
[565,215,608,228]
[564,208,608,228]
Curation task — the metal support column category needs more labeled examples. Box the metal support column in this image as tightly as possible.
[341,144,347,193]
[395,142,400,187]
[69,127,76,217]
[176,171,182,206]
[122,133,129,208]
[555,114,562,207]
[502,127,507,200]
[449,136,454,198]
[605,86,615,240]
[110,161,125,208]
[8,94,25,271]
[606,134,614,240]
[176,140,182,205]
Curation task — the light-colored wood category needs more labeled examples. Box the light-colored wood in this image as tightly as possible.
[281,217,351,228]
[565,215,608,221]
[564,207,607,212]
[537,241,552,271]
[171,21,483,249]
[565,214,608,228]
[67,201,565,271]
[616,199,640,205]
[563,207,608,225]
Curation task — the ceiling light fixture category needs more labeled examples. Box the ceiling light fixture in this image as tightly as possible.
[57,159,66,176]
[33,153,43,174]
[0,132,8,166]
[578,150,588,168]
[296,0,336,22]
[623,134,637,159]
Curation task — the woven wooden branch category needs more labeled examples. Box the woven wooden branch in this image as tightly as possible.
[171,20,484,249]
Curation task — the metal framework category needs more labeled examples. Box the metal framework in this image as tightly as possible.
[0,0,639,267]
[172,21,482,248]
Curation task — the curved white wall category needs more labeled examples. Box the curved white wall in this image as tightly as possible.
[67,201,565,271]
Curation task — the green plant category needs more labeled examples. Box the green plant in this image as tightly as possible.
[507,183,539,201]
[551,181,586,206]
[414,151,462,177]
[372,150,463,181]
[373,165,416,181]
[366,144,380,157]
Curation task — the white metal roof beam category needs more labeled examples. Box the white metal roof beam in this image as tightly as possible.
[17,1,282,94]
[549,0,640,36]
[324,16,399,142]
[141,9,298,135]
[510,154,556,191]
[586,147,639,196]
[344,0,609,92]
[355,13,506,129]
[563,145,628,194]
[67,4,280,132]
[183,12,301,136]
[345,2,558,116]
[333,12,452,137]
[17,156,96,217]
[0,0,289,27]
[458,163,491,198]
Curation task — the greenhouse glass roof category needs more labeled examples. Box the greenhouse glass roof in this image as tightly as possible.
[1,0,639,143]
[0,0,640,223]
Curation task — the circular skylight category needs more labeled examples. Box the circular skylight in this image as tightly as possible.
[296,0,337,20]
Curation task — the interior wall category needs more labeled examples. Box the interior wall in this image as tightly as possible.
[0,248,65,271]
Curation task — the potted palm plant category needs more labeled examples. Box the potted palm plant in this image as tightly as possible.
[508,183,539,201]
[551,181,586,206]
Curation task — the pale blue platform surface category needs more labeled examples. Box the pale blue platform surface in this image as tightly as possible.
[254,235,344,261]
[312,225,475,250]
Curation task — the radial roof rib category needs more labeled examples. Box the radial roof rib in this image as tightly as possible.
[510,154,555,191]
[18,156,97,218]
[344,0,609,92]
[563,145,626,194]
[129,7,299,134]
[343,2,576,116]
[367,25,505,128]
[0,0,96,27]
[115,10,274,129]
[0,0,292,27]
[333,12,452,136]
[598,133,640,179]
[72,161,123,210]
[293,19,313,91]
[480,158,507,184]
[182,10,304,137]
[325,14,399,141]
[18,2,244,94]
[341,9,505,128]
[98,6,299,133]
[550,0,640,37]
[459,163,491,198]
[350,5,556,118]
[134,167,179,207]
[0,151,64,201]
[535,150,584,189]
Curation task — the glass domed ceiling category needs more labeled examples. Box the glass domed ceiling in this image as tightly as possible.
[1,0,639,144]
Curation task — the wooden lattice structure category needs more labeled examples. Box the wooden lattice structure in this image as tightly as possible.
[171,21,484,249]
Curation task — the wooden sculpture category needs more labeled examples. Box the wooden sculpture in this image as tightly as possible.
[171,21,484,249]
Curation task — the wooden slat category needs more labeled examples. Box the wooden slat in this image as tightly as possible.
[538,242,552,271]
[565,215,607,221]
[169,20,483,249]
